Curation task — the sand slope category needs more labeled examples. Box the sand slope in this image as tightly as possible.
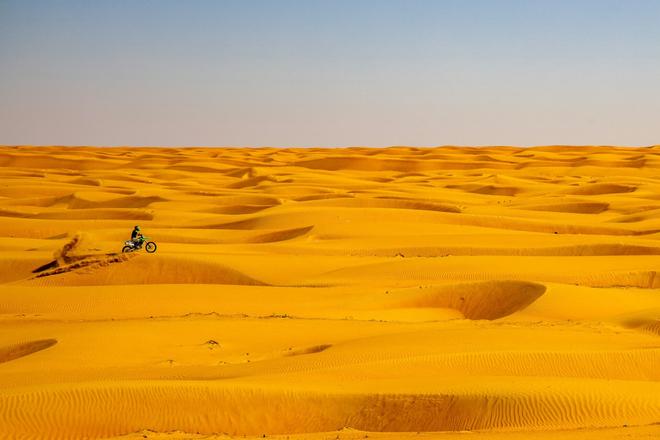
[0,145,659,439]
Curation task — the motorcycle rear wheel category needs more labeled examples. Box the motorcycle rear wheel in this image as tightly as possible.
[122,246,133,253]
[145,242,157,253]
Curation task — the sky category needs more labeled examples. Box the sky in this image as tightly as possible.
[1,0,659,147]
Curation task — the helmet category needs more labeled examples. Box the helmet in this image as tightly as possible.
[134,225,140,231]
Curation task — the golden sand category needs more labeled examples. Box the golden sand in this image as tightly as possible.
[0,145,658,439]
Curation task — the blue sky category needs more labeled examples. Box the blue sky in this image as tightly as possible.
[1,0,659,146]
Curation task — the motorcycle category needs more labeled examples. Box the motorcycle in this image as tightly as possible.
[122,236,157,254]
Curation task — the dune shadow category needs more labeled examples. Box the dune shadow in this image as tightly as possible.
[0,339,58,364]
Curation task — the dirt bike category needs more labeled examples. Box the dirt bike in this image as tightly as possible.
[122,236,157,254]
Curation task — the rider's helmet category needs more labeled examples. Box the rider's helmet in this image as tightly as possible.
[135,225,140,231]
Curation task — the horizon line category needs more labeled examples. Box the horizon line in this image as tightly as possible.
[2,144,659,150]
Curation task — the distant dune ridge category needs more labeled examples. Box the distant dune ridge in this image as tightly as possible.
[0,145,659,439]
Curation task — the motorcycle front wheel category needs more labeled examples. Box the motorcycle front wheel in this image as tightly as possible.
[145,242,157,253]
[122,246,133,253]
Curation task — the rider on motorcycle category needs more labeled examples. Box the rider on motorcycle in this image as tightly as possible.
[122,225,156,254]
[131,225,144,248]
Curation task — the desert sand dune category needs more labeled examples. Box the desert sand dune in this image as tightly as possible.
[0,339,57,364]
[0,145,658,439]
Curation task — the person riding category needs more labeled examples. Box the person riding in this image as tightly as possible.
[131,225,144,247]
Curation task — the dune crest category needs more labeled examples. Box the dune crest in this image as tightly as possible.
[398,280,546,319]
